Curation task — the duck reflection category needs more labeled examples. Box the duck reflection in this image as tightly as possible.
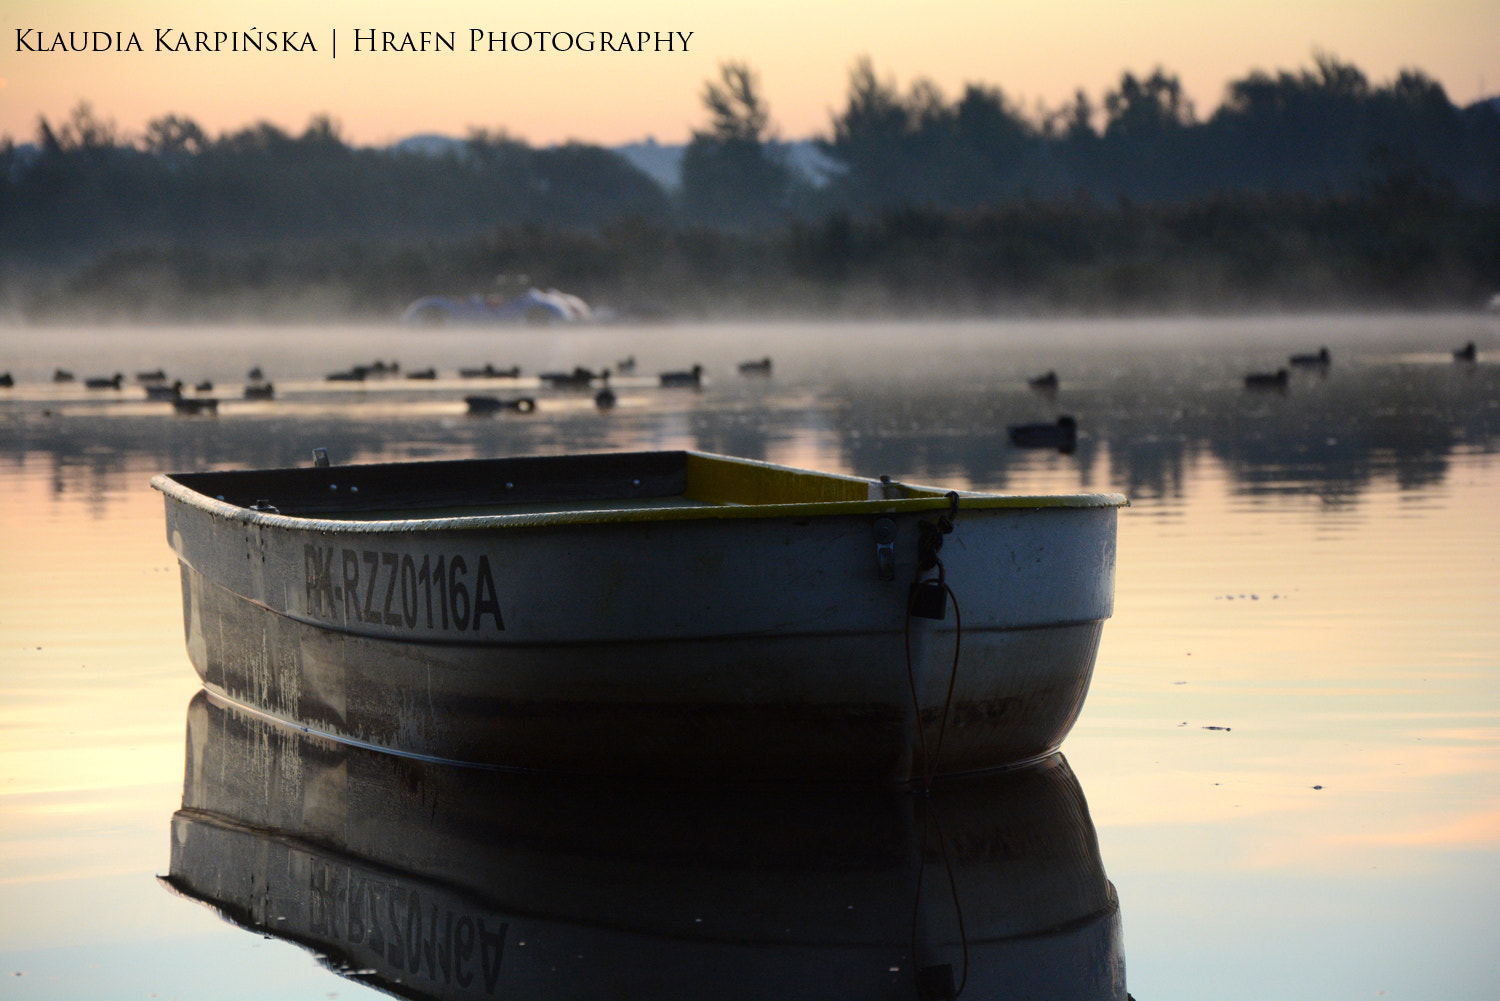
[162,690,1126,1000]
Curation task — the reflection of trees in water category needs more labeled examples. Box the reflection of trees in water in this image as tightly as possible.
[3,410,511,512]
[824,358,1495,500]
[3,357,1494,508]
[1108,435,1192,503]
[1198,362,1487,497]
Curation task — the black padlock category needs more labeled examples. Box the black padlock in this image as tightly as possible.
[908,578,947,620]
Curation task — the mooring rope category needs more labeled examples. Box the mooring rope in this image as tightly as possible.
[904,575,964,793]
[909,774,972,1000]
[904,581,970,1000]
[902,495,970,998]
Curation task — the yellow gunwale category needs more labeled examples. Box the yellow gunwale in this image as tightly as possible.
[152,450,1127,533]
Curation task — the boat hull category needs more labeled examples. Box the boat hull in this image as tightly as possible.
[180,565,1104,779]
[158,451,1119,782]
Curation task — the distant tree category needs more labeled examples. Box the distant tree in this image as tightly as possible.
[1310,50,1369,99]
[700,62,771,144]
[59,102,120,151]
[678,62,791,230]
[820,57,917,211]
[947,83,1039,201]
[34,102,120,157]
[1102,69,1194,140]
[214,121,295,155]
[1047,89,1098,142]
[298,114,348,154]
[141,115,208,157]
[1099,69,1198,198]
[1042,89,1103,194]
[1206,52,1473,196]
[822,59,1053,211]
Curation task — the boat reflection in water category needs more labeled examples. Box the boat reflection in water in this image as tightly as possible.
[162,691,1127,1000]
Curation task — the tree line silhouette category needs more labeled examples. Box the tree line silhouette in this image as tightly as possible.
[3,54,1497,319]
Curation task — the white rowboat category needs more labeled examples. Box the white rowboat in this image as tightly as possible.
[153,450,1123,782]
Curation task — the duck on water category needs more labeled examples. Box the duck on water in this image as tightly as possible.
[465,395,537,415]
[459,363,521,379]
[1027,370,1060,393]
[1244,368,1290,390]
[659,364,705,387]
[540,366,608,388]
[1289,347,1331,368]
[145,380,186,401]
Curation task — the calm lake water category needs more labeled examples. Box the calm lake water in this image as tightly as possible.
[2,314,1497,1000]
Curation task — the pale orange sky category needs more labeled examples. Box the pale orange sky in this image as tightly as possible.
[2,1,1495,147]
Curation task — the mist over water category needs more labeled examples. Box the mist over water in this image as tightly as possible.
[4,314,1494,494]
[1,313,1497,999]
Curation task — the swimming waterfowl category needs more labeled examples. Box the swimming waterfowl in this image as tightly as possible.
[52,369,74,383]
[458,363,520,379]
[540,366,607,387]
[145,380,185,400]
[1453,341,1478,362]
[659,364,704,387]
[1008,415,1078,453]
[1028,370,1060,391]
[0,372,13,388]
[737,357,773,376]
[136,369,168,383]
[594,386,617,409]
[464,395,537,414]
[404,367,438,380]
[1243,369,1290,390]
[327,360,402,382]
[243,382,275,400]
[85,373,124,389]
[1289,347,1331,367]
[172,397,218,415]
[465,395,503,414]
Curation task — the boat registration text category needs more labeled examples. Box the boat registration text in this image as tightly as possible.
[303,544,505,633]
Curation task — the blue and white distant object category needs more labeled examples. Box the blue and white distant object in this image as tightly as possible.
[401,287,593,326]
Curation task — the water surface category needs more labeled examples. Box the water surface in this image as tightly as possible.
[2,314,1496,999]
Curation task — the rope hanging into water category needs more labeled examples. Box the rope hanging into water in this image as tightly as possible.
[905,491,965,791]
[905,575,971,1000]
[910,800,971,1001]
[904,582,963,792]
[902,491,970,998]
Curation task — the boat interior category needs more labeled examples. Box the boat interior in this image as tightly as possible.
[160,450,950,521]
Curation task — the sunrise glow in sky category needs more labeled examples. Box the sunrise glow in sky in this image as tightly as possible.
[2,0,1495,148]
